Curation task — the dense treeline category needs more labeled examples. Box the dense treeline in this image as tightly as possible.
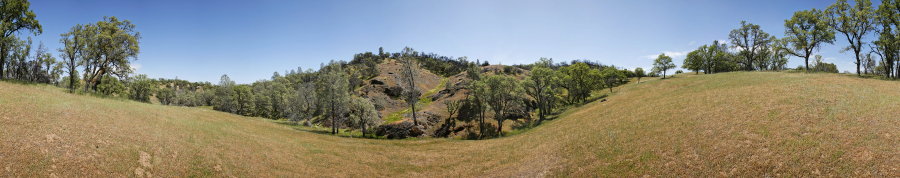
[671,0,900,78]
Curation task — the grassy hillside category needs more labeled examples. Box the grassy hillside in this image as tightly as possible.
[1,72,897,177]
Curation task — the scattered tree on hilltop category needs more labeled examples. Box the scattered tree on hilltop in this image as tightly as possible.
[634,68,645,82]
[652,54,676,79]
[826,0,875,76]
[785,9,835,71]
[729,21,773,70]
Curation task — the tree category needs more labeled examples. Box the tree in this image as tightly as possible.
[127,74,154,103]
[288,82,317,126]
[523,58,557,123]
[827,0,876,76]
[599,67,627,92]
[81,16,140,92]
[213,75,238,112]
[434,99,462,137]
[652,54,676,79]
[348,97,380,137]
[683,50,703,74]
[59,24,86,93]
[157,87,175,105]
[560,62,593,103]
[316,61,350,135]
[465,64,488,139]
[785,9,836,71]
[480,75,524,137]
[399,47,422,126]
[0,0,41,80]
[769,38,791,71]
[875,0,900,78]
[233,85,255,116]
[729,21,773,70]
[634,67,645,82]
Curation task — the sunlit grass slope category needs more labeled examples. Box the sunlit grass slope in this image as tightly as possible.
[1,72,897,177]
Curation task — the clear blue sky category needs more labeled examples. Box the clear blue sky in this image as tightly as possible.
[29,0,872,84]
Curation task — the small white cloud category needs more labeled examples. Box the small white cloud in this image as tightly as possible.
[644,50,690,59]
[131,63,142,72]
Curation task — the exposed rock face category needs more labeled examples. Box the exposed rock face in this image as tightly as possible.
[360,61,531,138]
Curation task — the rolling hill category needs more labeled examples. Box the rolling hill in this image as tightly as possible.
[1,72,897,177]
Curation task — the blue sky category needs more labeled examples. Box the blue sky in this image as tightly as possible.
[29,0,871,83]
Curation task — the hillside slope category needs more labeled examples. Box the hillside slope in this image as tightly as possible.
[1,72,898,177]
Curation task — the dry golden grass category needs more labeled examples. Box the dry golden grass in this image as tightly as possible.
[1,72,897,177]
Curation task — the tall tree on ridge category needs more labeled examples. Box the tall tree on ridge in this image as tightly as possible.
[827,0,876,76]
[729,21,772,70]
[785,9,835,71]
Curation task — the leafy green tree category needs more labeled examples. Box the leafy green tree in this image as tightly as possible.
[81,16,140,92]
[599,67,627,92]
[729,21,773,70]
[348,97,380,137]
[127,74,155,103]
[634,67,645,82]
[157,87,175,105]
[479,75,524,137]
[523,58,557,123]
[0,0,41,80]
[233,84,255,116]
[560,62,593,103]
[683,50,704,74]
[96,75,125,97]
[213,75,238,113]
[652,54,676,79]
[827,0,875,76]
[316,61,350,135]
[875,0,900,78]
[785,9,835,71]
[288,82,317,126]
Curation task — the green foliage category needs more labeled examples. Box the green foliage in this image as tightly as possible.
[785,9,835,71]
[634,68,645,81]
[0,0,42,80]
[348,97,381,137]
[213,75,238,113]
[81,16,141,91]
[729,21,773,70]
[652,54,676,79]
[599,67,627,92]
[560,62,595,103]
[826,0,875,75]
[157,87,175,105]
[316,60,351,134]
[478,75,525,137]
[811,55,840,73]
[683,50,704,74]
[96,75,126,97]
[126,74,155,103]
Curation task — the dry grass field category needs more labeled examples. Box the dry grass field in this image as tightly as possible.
[1,72,898,177]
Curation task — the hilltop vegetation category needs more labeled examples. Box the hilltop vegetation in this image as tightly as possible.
[1,72,897,177]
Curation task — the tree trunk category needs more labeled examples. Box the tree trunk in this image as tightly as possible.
[496,116,503,137]
[331,100,337,135]
[411,103,418,126]
[662,70,667,79]
[0,42,5,80]
[478,108,485,139]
